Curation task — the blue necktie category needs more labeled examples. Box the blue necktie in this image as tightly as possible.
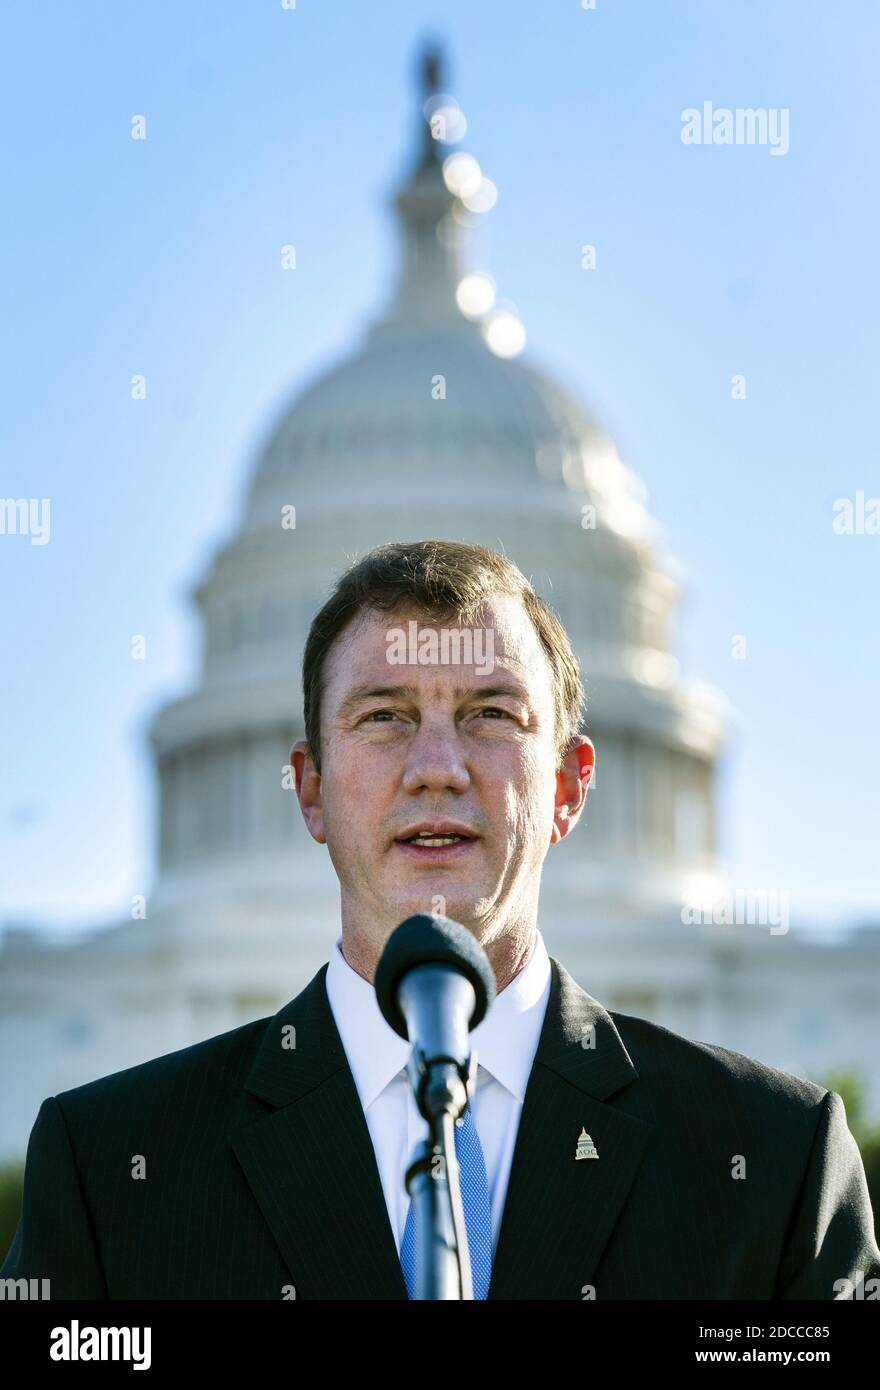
[400,1102,493,1299]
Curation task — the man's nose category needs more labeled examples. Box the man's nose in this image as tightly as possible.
[401,718,471,793]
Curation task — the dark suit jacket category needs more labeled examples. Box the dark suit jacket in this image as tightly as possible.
[3,955,879,1299]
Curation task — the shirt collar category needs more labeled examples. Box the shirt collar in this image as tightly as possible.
[325,928,552,1110]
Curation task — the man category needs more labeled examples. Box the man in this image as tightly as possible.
[3,540,879,1299]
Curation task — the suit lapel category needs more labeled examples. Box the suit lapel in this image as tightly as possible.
[230,964,408,1299]
[488,956,654,1299]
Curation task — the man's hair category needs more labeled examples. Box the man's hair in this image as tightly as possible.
[301,540,585,775]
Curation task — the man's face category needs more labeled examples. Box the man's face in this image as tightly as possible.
[292,593,591,955]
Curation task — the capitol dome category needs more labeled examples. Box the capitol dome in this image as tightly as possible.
[244,315,650,533]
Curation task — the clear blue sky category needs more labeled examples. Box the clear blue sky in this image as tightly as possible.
[1,1,877,933]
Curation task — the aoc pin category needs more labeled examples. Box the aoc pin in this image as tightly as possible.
[575,1127,599,1160]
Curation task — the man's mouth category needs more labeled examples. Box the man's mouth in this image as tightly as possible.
[399,832,473,846]
[393,827,479,857]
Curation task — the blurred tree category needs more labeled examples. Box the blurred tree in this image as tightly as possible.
[0,1164,24,1266]
[822,1070,880,1243]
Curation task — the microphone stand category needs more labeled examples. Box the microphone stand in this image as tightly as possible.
[404,1047,478,1300]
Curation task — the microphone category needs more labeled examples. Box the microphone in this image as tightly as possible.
[375,913,496,1122]
[375,913,496,1299]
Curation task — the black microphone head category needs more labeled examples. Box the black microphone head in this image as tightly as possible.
[375,913,496,1040]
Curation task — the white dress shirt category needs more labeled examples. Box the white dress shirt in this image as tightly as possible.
[324,929,552,1260]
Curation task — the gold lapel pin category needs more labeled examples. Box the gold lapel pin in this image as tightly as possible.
[575,1126,599,1160]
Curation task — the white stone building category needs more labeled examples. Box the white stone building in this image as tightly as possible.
[2,48,878,1160]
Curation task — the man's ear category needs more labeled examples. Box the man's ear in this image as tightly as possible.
[290,739,326,845]
[550,736,595,846]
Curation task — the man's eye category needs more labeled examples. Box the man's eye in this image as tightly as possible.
[362,709,397,722]
[479,707,511,719]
